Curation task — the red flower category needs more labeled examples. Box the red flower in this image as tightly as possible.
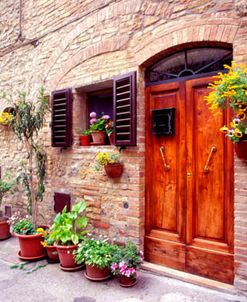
[22,227,27,230]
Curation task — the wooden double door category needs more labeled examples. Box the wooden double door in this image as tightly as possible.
[145,77,234,284]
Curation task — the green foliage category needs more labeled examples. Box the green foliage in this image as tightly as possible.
[74,237,116,269]
[50,200,87,246]
[12,219,35,235]
[82,129,91,136]
[0,172,17,206]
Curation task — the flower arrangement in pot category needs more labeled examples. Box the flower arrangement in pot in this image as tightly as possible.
[49,200,87,271]
[95,152,123,178]
[0,172,17,240]
[12,217,47,260]
[111,240,144,287]
[41,228,59,263]
[2,88,49,259]
[89,112,111,145]
[205,61,247,160]
[79,129,91,146]
[74,235,116,281]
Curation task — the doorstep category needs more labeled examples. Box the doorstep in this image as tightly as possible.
[141,261,236,295]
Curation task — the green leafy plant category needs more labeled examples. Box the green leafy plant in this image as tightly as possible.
[2,87,49,227]
[111,241,144,278]
[12,219,35,235]
[82,129,91,136]
[50,200,88,246]
[205,62,247,142]
[74,236,116,269]
[41,228,56,247]
[0,172,17,207]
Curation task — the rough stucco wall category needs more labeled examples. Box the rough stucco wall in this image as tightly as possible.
[0,0,247,293]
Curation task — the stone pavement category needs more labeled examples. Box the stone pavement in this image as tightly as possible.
[0,237,246,302]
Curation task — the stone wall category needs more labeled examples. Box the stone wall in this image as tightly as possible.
[0,0,247,293]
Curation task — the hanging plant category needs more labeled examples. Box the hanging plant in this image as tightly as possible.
[205,61,247,143]
[2,87,49,227]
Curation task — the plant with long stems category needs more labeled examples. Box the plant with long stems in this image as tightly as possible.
[2,87,49,227]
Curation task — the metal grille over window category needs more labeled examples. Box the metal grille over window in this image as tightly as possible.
[51,88,72,147]
[113,71,136,146]
[146,47,233,84]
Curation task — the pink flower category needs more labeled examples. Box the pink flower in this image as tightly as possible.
[111,263,118,271]
[140,251,144,261]
[102,115,110,120]
[90,112,97,118]
[90,118,97,124]
[119,261,127,273]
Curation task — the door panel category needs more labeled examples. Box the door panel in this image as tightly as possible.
[145,77,234,284]
[145,82,187,270]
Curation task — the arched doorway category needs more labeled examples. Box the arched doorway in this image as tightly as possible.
[145,46,234,284]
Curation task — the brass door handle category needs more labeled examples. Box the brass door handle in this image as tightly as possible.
[160,146,170,172]
[204,146,217,173]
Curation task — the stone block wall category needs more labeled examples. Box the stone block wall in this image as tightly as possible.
[0,0,247,293]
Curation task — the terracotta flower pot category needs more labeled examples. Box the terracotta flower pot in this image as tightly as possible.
[108,134,114,145]
[46,245,59,263]
[91,131,106,144]
[15,233,46,260]
[0,217,11,240]
[79,135,90,146]
[55,244,82,270]
[84,264,111,281]
[119,275,137,287]
[104,163,123,178]
[235,140,247,161]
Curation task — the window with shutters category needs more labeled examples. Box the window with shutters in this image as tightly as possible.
[51,88,73,147]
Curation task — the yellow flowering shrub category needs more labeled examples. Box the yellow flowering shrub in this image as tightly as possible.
[205,61,247,142]
[0,112,13,126]
[96,152,120,166]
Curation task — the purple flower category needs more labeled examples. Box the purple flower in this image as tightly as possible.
[102,115,110,120]
[90,118,97,124]
[90,112,97,118]
[111,263,118,271]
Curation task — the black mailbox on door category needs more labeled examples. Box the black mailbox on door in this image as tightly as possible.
[152,107,175,135]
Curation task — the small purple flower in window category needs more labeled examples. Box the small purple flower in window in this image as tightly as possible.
[90,112,97,118]
[227,128,235,137]
[90,118,97,124]
[111,263,118,272]
[102,115,110,120]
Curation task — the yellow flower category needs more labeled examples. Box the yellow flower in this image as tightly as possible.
[0,112,13,126]
[220,126,229,134]
[234,128,243,138]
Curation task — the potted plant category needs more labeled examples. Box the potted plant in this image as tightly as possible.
[50,200,87,271]
[111,241,144,287]
[105,119,114,145]
[0,172,16,240]
[96,152,123,178]
[41,228,59,263]
[205,61,247,160]
[89,112,110,144]
[12,218,46,260]
[79,129,91,146]
[2,88,49,259]
[74,235,115,281]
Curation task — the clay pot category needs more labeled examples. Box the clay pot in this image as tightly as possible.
[46,245,59,263]
[0,217,11,240]
[91,131,106,144]
[55,244,79,269]
[235,140,247,161]
[119,275,137,287]
[15,233,46,260]
[104,163,123,178]
[84,264,111,281]
[108,134,114,145]
[79,135,90,146]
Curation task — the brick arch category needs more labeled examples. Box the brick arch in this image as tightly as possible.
[135,22,239,67]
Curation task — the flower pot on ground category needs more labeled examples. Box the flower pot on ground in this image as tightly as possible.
[13,219,46,260]
[74,236,115,281]
[41,228,59,263]
[79,129,91,146]
[89,112,111,145]
[0,217,11,240]
[111,241,144,287]
[50,200,87,271]
[95,152,123,178]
